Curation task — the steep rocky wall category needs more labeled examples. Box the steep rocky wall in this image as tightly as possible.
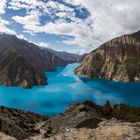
[75,31,140,82]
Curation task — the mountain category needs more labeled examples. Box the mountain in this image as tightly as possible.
[0,51,47,88]
[0,33,74,88]
[75,31,140,82]
[0,101,140,139]
[46,48,85,62]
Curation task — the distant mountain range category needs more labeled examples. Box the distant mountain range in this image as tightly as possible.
[46,48,85,62]
[75,31,140,82]
[0,33,83,88]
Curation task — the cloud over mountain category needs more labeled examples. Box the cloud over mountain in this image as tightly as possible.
[0,0,140,54]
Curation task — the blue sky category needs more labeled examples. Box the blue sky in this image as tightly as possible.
[0,0,140,54]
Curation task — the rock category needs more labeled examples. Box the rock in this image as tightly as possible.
[0,33,69,88]
[0,51,47,88]
[0,106,48,140]
[44,127,52,138]
[102,101,113,118]
[75,31,140,82]
[0,101,140,139]
[76,118,102,129]
[46,120,140,140]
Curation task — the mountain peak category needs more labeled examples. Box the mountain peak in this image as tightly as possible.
[75,31,140,82]
[0,33,83,88]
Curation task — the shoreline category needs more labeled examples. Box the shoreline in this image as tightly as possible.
[0,100,140,139]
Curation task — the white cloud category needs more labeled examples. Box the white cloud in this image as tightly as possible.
[16,34,27,40]
[9,0,140,53]
[0,0,7,14]
[0,18,16,35]
[8,0,74,14]
[8,0,43,10]
[64,0,140,44]
[12,10,41,28]
[11,0,94,49]
[36,42,50,48]
[0,0,17,35]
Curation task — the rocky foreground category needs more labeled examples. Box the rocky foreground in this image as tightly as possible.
[75,31,140,82]
[42,120,140,140]
[0,101,140,140]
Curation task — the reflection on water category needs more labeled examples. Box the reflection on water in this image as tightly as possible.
[0,63,139,116]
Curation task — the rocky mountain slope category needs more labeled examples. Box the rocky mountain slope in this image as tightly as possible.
[75,31,140,82]
[0,51,47,88]
[0,106,48,140]
[45,120,140,140]
[46,48,85,62]
[0,101,140,139]
[0,33,81,88]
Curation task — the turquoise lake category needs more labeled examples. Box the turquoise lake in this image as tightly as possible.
[0,63,140,116]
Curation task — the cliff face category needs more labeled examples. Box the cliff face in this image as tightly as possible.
[75,31,140,82]
[0,51,47,88]
[0,33,69,88]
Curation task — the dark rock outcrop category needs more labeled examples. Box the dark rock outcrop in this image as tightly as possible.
[0,33,70,88]
[75,31,140,82]
[0,101,140,139]
[0,106,48,140]
[43,100,140,138]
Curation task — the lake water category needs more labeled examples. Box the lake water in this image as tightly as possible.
[0,63,140,116]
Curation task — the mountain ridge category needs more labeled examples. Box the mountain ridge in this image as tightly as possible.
[45,48,85,62]
[75,31,140,82]
[0,33,82,88]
